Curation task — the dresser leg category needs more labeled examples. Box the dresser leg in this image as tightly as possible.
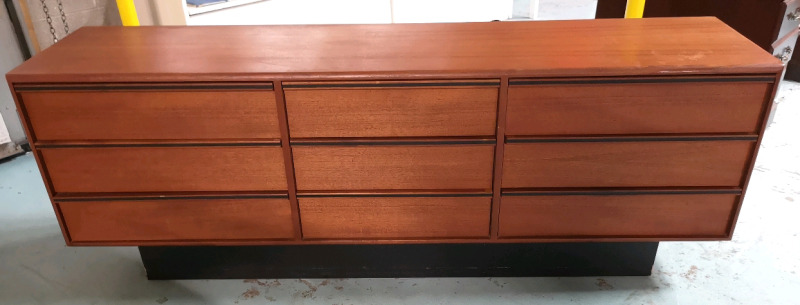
[138,242,658,280]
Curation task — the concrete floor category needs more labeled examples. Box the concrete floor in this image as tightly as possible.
[0,80,798,304]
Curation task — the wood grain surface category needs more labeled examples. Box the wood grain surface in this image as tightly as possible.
[21,90,280,141]
[273,82,303,240]
[299,196,491,239]
[42,146,287,193]
[490,77,510,239]
[4,18,784,245]
[285,86,498,138]
[596,0,797,52]
[498,194,737,238]
[506,81,772,135]
[293,145,495,191]
[60,198,294,242]
[502,141,753,188]
[6,18,782,83]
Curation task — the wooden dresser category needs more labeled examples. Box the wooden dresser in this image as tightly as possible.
[596,0,800,80]
[5,17,783,249]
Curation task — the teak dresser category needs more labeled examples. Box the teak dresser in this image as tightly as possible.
[6,17,784,278]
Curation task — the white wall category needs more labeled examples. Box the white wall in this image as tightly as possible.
[188,0,513,26]
[20,0,121,51]
[1,0,26,146]
[158,0,597,26]
[134,0,188,26]
[391,0,513,23]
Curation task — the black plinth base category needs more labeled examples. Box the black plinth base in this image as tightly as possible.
[139,242,658,279]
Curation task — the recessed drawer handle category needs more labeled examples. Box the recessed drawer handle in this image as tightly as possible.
[788,8,800,21]
[776,46,793,63]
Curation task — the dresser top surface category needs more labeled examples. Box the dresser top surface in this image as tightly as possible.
[7,17,782,83]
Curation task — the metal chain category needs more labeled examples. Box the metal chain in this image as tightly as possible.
[40,0,57,43]
[57,0,69,35]
[40,0,69,43]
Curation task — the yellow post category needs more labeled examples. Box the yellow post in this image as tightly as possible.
[624,0,645,18]
[116,0,140,26]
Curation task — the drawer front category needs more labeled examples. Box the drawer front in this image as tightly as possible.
[293,144,495,191]
[284,86,498,138]
[498,194,738,238]
[60,198,294,242]
[299,196,491,239]
[506,81,771,135]
[42,146,287,193]
[21,90,280,141]
[502,141,753,188]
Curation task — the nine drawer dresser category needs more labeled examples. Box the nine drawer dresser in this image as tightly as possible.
[6,17,784,248]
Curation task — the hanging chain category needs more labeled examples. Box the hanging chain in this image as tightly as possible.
[57,0,69,35]
[40,0,57,43]
[40,0,69,44]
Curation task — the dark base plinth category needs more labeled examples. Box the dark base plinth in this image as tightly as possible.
[139,242,658,279]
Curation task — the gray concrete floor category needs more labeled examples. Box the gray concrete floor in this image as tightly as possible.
[1,80,798,304]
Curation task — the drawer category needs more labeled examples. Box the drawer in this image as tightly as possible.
[20,88,280,141]
[299,196,491,239]
[502,140,753,188]
[284,81,498,138]
[293,144,495,191]
[506,79,772,135]
[498,193,738,238]
[60,198,294,243]
[42,146,286,193]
